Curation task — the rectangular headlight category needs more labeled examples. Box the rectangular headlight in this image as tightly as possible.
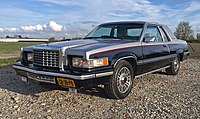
[72,57,108,68]
[72,57,83,67]
[88,57,109,67]
[27,53,33,62]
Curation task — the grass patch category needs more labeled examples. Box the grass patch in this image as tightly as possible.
[0,42,44,55]
[189,55,200,59]
[186,40,200,43]
[0,57,20,67]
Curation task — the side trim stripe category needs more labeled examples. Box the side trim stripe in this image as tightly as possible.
[86,42,141,59]
[135,65,170,78]
[86,41,186,60]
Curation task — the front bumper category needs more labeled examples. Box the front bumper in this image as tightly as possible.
[13,62,113,88]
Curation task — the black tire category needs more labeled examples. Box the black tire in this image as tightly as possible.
[105,60,134,99]
[166,56,180,75]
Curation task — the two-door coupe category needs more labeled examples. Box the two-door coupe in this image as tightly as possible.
[13,21,189,99]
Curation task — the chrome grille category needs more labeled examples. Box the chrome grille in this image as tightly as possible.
[33,49,60,68]
[28,73,56,84]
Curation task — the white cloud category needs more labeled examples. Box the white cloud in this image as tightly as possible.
[0,20,98,38]
[36,24,43,30]
[0,20,65,39]
[21,24,43,31]
[37,0,82,7]
[20,21,64,32]
[48,21,63,32]
[194,26,200,32]
[185,1,200,12]
[43,24,47,29]
[5,28,18,32]
[0,28,4,31]
[21,26,34,31]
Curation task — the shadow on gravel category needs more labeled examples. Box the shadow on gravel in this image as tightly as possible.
[153,71,168,75]
[0,66,109,98]
[0,66,53,96]
[79,87,109,98]
[43,84,109,99]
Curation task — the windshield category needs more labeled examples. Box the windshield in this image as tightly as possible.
[85,23,144,41]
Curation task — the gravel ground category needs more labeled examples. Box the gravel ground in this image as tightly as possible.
[0,58,199,119]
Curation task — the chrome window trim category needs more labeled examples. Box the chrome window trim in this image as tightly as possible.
[135,65,170,78]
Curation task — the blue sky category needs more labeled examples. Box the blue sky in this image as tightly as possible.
[0,0,200,38]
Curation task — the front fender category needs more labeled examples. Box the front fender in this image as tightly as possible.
[176,49,184,55]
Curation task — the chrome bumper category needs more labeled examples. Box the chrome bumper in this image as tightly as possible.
[13,65,113,80]
[183,51,190,60]
[183,51,190,56]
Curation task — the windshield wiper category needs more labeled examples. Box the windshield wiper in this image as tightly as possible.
[84,37,101,39]
[84,36,123,40]
[99,36,123,40]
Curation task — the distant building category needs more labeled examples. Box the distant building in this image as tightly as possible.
[0,38,49,42]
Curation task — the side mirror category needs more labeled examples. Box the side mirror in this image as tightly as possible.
[144,36,156,43]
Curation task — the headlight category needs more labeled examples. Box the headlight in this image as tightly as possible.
[27,53,33,61]
[72,57,108,68]
[72,57,83,67]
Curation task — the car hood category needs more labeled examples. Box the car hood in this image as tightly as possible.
[23,39,139,58]
[32,39,97,49]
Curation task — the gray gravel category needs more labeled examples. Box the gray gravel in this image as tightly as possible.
[0,58,199,119]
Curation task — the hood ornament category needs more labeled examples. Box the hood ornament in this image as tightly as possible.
[45,41,49,46]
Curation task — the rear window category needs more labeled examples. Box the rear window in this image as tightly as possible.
[162,25,177,41]
[159,27,170,42]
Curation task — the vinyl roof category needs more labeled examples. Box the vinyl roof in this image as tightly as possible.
[100,21,162,26]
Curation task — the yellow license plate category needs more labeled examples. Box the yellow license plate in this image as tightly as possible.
[57,78,76,88]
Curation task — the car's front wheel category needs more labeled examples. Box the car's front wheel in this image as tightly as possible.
[166,56,180,75]
[105,60,134,99]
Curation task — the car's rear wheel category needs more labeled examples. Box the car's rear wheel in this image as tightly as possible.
[166,56,180,75]
[105,60,134,99]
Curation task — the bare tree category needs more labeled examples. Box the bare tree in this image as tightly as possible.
[174,21,193,40]
[197,33,200,40]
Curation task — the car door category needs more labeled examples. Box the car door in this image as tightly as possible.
[140,25,171,74]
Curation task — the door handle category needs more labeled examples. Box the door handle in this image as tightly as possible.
[163,44,167,47]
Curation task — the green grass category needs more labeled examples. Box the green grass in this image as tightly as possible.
[0,42,44,66]
[186,40,200,43]
[0,57,20,67]
[0,42,44,55]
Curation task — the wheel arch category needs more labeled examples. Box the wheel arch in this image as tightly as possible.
[176,49,184,61]
[111,52,138,73]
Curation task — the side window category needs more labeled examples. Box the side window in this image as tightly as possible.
[127,28,142,37]
[145,26,162,42]
[159,27,169,42]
